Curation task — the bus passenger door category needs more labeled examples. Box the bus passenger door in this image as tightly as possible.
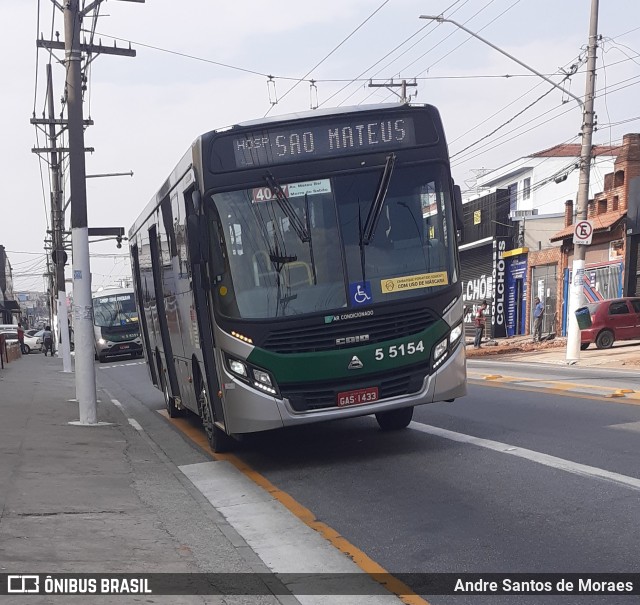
[148,224,181,404]
[131,243,158,386]
[186,194,228,430]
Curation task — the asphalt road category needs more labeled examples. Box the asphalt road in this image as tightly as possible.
[468,357,640,392]
[97,358,640,605]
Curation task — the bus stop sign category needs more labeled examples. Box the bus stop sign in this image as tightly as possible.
[573,220,593,245]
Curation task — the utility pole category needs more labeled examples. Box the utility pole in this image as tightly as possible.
[368,79,417,103]
[65,0,98,423]
[34,0,139,423]
[45,64,72,373]
[565,0,599,362]
[420,5,599,362]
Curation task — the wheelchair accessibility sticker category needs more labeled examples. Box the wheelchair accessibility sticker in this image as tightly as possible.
[349,281,373,306]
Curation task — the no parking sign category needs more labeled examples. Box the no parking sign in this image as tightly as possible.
[573,220,593,245]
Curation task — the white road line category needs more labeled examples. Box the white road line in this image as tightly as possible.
[409,421,640,492]
[128,418,144,432]
[609,421,640,433]
[180,461,404,605]
[108,396,145,435]
[110,398,124,411]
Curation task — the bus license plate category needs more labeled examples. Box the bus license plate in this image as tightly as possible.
[120,344,130,349]
[337,387,379,407]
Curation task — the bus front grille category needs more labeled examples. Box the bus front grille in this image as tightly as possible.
[281,364,428,412]
[262,308,436,353]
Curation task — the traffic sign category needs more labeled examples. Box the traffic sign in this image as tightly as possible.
[573,220,593,245]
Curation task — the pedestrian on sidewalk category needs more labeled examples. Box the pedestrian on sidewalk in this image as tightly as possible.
[17,323,27,355]
[43,325,53,357]
[473,300,488,349]
[533,297,544,342]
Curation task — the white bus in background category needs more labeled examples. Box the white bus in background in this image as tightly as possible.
[92,287,142,363]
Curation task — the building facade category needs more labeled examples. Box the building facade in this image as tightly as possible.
[0,245,20,324]
[464,143,620,217]
[549,133,640,333]
[459,189,518,340]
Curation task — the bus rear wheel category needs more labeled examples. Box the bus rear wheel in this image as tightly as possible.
[375,406,414,431]
[198,384,234,453]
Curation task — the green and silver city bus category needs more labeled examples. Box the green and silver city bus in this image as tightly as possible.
[92,287,142,362]
[129,103,466,451]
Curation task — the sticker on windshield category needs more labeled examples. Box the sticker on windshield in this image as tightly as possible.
[251,179,331,203]
[349,281,373,306]
[252,186,284,203]
[381,272,448,294]
[287,179,331,198]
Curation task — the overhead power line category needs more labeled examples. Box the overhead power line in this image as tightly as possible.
[263,0,391,116]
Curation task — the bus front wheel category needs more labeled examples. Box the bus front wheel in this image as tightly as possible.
[375,406,414,431]
[198,384,234,453]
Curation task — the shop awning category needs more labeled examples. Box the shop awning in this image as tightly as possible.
[3,300,21,311]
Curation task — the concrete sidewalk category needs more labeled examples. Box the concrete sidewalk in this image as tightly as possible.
[466,336,640,369]
[0,354,408,605]
[0,353,295,605]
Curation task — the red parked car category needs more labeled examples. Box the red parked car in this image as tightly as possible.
[580,297,640,350]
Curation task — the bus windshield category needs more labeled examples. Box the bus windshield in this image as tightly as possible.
[93,293,138,328]
[209,163,455,319]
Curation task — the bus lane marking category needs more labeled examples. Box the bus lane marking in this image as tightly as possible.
[159,410,429,605]
[409,421,640,492]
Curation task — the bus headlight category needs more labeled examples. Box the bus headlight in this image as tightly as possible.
[224,353,279,396]
[434,338,448,361]
[253,371,277,395]
[253,369,272,387]
[449,322,463,345]
[98,338,106,345]
[227,358,248,377]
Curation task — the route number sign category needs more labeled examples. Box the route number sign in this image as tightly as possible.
[573,220,594,245]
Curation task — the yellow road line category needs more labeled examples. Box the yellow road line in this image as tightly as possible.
[159,410,429,605]
[467,373,640,406]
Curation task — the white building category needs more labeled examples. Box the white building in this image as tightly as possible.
[463,143,620,218]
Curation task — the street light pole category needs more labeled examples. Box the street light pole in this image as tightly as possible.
[419,15,583,108]
[421,3,600,362]
[565,0,599,362]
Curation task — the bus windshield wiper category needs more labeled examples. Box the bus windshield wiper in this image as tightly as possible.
[264,173,310,243]
[361,153,396,246]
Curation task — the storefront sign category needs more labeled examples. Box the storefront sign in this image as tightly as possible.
[491,238,508,338]
[506,256,527,337]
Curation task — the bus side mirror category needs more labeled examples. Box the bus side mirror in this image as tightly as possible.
[208,222,225,276]
[187,214,203,264]
[453,183,463,230]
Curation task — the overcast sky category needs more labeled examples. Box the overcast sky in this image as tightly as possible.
[3,0,640,293]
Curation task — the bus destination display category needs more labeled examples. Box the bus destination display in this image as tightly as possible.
[228,116,417,169]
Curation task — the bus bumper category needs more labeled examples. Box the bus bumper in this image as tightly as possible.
[221,343,466,434]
